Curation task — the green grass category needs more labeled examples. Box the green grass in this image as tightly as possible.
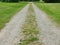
[19,4,40,45]
[35,3,60,26]
[0,2,27,29]
[19,37,38,45]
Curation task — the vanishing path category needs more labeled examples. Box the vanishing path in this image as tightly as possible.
[32,3,60,45]
[0,4,29,45]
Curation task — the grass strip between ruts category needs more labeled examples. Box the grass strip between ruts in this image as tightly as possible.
[19,4,41,45]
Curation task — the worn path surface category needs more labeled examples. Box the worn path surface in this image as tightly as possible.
[32,3,60,45]
[0,4,29,45]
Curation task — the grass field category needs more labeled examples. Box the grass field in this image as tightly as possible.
[0,2,27,29]
[35,3,60,26]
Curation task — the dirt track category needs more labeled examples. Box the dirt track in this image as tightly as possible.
[0,3,60,45]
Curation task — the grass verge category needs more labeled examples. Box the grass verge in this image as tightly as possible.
[35,3,60,26]
[0,2,27,29]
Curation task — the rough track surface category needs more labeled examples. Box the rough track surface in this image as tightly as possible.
[0,4,29,45]
[32,3,60,45]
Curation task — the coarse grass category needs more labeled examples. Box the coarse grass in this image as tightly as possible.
[19,4,40,45]
[35,3,60,26]
[0,2,28,29]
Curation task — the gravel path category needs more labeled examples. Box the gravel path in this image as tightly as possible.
[0,4,29,45]
[32,3,60,45]
[0,3,60,45]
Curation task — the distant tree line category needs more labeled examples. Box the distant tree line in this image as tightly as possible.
[20,0,40,1]
[1,0,19,2]
[43,0,60,3]
[0,0,40,2]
